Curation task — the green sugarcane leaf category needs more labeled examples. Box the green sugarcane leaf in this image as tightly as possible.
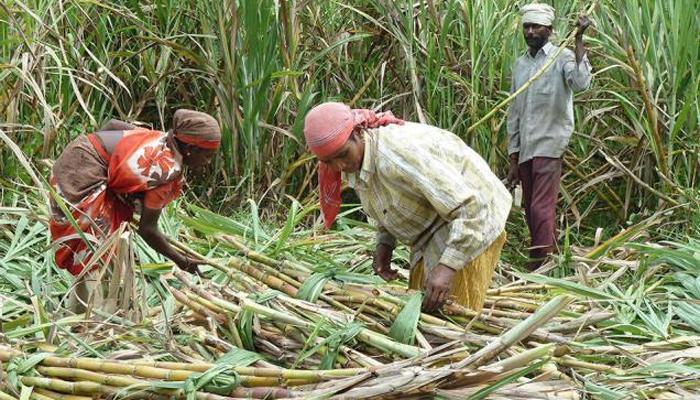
[271,199,299,256]
[675,302,700,333]
[216,347,263,367]
[19,385,32,400]
[236,309,256,351]
[247,199,264,245]
[583,382,627,400]
[297,272,330,303]
[522,274,618,300]
[236,290,281,351]
[319,322,364,369]
[637,362,700,376]
[389,293,423,345]
[334,271,384,285]
[469,358,548,400]
[185,364,239,399]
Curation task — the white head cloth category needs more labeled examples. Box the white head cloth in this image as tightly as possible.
[520,3,555,26]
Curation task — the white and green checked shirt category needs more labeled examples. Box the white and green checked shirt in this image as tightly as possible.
[347,122,511,274]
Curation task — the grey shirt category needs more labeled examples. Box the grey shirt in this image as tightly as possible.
[507,41,592,163]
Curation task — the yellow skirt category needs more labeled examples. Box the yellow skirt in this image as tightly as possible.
[409,231,506,312]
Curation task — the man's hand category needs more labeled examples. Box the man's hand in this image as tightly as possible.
[575,15,592,37]
[506,155,519,189]
[422,264,456,312]
[373,243,398,281]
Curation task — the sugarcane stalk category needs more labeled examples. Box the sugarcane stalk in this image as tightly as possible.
[557,355,625,375]
[487,284,551,295]
[35,365,290,395]
[35,367,165,392]
[245,258,304,290]
[228,387,294,399]
[39,357,194,381]
[226,258,299,297]
[173,270,242,313]
[267,322,360,368]
[547,311,616,333]
[169,287,226,323]
[235,293,423,358]
[482,298,541,312]
[0,391,17,400]
[28,393,53,400]
[454,295,573,369]
[33,389,92,400]
[183,290,230,316]
[218,235,285,269]
[487,344,554,372]
[560,335,700,356]
[20,376,117,397]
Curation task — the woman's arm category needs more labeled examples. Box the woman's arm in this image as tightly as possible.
[137,206,199,273]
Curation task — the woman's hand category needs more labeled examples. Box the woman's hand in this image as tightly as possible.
[176,256,202,276]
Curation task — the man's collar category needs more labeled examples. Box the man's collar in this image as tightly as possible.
[346,132,376,189]
[541,41,555,55]
[359,132,376,182]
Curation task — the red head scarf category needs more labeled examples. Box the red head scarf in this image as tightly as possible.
[303,102,403,228]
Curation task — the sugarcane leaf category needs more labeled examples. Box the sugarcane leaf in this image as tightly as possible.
[333,271,384,285]
[641,299,672,338]
[29,295,49,340]
[185,364,239,399]
[294,318,328,368]
[630,240,700,272]
[319,322,364,369]
[675,302,700,333]
[297,272,330,303]
[247,199,265,245]
[389,293,423,345]
[236,309,256,351]
[637,362,700,376]
[469,358,548,400]
[216,347,263,367]
[6,353,52,391]
[583,382,627,400]
[271,198,299,257]
[235,290,281,351]
[185,204,264,239]
[676,273,700,298]
[522,274,618,300]
[19,385,32,400]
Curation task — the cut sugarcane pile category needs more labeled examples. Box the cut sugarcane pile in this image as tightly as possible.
[1,206,699,399]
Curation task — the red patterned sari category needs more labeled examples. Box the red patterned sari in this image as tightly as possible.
[49,129,183,275]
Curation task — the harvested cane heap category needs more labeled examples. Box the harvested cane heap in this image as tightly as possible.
[1,208,698,399]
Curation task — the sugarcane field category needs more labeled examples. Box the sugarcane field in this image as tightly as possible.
[1,0,699,399]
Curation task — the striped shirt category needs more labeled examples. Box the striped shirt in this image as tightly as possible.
[347,122,511,273]
[507,41,592,163]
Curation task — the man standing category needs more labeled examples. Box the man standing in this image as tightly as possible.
[506,3,592,270]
